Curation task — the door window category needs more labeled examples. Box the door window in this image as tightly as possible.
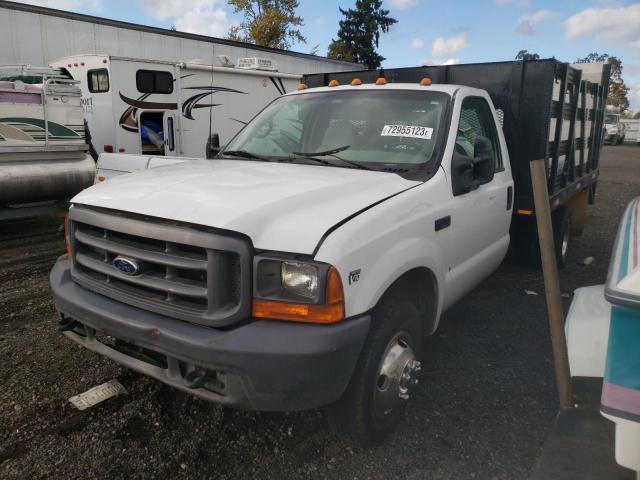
[136,70,174,94]
[457,97,503,171]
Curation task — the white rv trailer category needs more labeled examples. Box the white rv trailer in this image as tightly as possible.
[621,119,639,144]
[50,55,301,167]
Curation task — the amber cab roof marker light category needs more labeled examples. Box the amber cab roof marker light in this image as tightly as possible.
[297,83,308,90]
[350,78,362,86]
[375,77,387,85]
[328,79,340,87]
[420,77,432,86]
[252,267,345,324]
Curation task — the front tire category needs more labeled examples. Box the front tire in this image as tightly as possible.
[326,299,422,446]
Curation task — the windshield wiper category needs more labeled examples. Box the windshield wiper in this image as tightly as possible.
[291,146,376,171]
[222,150,272,162]
[294,145,351,156]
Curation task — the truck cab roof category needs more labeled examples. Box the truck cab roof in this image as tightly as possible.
[288,83,471,97]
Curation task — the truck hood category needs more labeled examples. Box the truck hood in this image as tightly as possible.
[72,159,420,254]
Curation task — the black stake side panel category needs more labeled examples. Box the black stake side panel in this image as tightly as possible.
[303,60,610,211]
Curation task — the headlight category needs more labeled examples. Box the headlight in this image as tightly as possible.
[281,261,319,299]
[253,254,345,323]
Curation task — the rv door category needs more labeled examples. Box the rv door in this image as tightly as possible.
[163,112,179,156]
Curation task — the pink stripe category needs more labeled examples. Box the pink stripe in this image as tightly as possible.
[633,200,638,269]
[602,381,640,416]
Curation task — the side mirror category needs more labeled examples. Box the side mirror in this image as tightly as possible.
[472,136,495,184]
[451,151,475,196]
[206,133,220,159]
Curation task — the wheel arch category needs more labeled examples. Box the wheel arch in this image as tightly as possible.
[375,266,440,335]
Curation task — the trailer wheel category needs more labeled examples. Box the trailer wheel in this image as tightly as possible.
[325,298,422,446]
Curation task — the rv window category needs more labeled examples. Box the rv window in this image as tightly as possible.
[88,69,109,93]
[136,70,174,94]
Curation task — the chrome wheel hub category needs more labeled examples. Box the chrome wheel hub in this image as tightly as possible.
[373,332,421,419]
[561,226,570,259]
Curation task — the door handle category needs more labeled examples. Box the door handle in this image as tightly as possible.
[435,216,451,231]
[507,186,513,210]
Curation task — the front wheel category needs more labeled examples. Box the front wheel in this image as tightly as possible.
[326,299,422,446]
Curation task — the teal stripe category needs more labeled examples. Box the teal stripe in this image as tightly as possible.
[0,117,80,138]
[605,305,640,392]
[618,199,637,281]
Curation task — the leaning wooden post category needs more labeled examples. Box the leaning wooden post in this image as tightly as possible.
[530,159,574,409]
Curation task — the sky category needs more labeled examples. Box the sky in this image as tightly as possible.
[16,0,640,111]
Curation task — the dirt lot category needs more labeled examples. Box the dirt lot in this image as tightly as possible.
[1,145,639,479]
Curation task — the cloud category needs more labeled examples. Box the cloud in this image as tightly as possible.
[441,58,459,65]
[411,38,424,50]
[386,0,418,10]
[516,9,557,35]
[137,0,229,37]
[565,4,640,46]
[431,33,467,58]
[17,0,102,10]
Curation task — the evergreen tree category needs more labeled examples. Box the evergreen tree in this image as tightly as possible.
[327,0,397,69]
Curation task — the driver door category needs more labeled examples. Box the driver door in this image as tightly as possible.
[446,95,513,298]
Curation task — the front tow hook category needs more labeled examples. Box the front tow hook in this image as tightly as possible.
[184,369,209,389]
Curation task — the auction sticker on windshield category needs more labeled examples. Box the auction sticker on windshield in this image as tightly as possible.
[381,125,433,139]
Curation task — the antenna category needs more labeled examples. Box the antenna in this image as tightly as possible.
[205,42,220,158]
[209,42,214,139]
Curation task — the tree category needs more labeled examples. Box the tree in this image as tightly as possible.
[575,52,630,113]
[327,0,397,69]
[515,50,540,61]
[227,0,306,50]
[634,111,640,120]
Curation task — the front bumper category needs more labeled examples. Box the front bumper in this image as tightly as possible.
[50,256,370,411]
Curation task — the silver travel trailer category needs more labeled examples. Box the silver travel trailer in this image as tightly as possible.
[50,55,302,169]
[0,65,94,220]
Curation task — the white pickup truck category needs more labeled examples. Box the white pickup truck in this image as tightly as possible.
[50,60,609,444]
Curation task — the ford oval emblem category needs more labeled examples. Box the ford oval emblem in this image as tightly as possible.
[113,256,141,276]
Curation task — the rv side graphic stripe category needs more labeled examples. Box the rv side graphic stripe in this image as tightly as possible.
[269,77,284,95]
[278,78,286,94]
[119,92,177,110]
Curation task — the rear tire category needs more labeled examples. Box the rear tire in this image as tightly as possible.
[552,207,571,268]
[326,298,422,446]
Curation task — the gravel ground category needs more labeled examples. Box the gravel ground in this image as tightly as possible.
[1,145,639,479]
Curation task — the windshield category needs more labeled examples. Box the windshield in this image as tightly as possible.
[222,89,449,170]
[605,114,618,124]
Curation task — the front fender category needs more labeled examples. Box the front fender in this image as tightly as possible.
[315,171,451,329]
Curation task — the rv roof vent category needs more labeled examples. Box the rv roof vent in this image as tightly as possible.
[216,55,234,67]
[237,57,278,71]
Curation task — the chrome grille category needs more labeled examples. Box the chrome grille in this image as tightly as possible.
[69,206,252,327]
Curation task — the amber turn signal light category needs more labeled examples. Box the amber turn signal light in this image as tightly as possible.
[252,267,345,324]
